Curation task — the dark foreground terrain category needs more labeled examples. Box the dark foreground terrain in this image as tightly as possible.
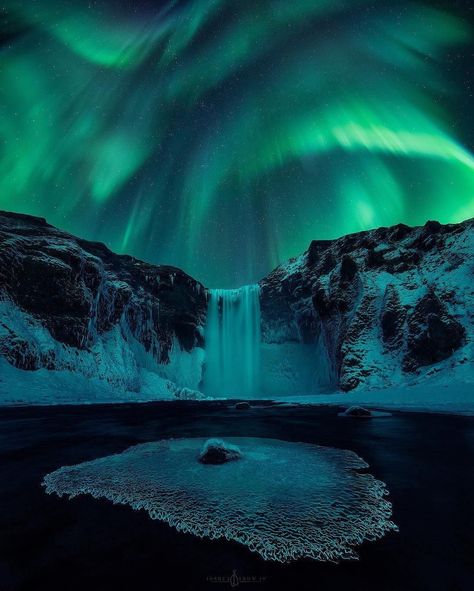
[0,402,473,591]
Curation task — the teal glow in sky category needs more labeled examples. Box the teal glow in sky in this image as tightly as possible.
[1,0,473,286]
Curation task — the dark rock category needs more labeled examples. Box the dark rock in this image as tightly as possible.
[235,401,251,409]
[340,376,361,392]
[366,247,385,268]
[391,248,420,272]
[340,406,372,418]
[389,223,411,241]
[307,240,332,267]
[404,290,465,372]
[318,251,337,275]
[340,254,358,282]
[198,439,242,464]
[424,220,442,233]
[311,282,331,317]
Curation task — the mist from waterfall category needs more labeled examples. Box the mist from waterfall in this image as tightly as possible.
[203,285,261,398]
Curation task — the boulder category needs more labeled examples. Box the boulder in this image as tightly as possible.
[340,406,372,418]
[198,439,242,464]
[235,401,251,409]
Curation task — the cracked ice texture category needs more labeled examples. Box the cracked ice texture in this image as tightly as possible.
[42,437,397,562]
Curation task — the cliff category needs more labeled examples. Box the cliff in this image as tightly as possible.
[259,219,473,392]
[0,211,207,403]
[1,210,473,404]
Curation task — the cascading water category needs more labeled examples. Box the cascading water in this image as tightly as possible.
[203,285,261,398]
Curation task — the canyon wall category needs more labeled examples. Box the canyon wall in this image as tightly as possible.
[259,219,473,392]
[1,210,472,402]
[0,211,207,403]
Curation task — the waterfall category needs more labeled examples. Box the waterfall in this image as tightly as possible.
[203,285,261,398]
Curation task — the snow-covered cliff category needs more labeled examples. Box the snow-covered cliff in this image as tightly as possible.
[259,219,473,393]
[1,210,473,405]
[0,211,207,404]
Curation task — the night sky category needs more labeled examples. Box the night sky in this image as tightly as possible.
[1,1,473,287]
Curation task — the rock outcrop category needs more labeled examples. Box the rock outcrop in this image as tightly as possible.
[0,211,207,398]
[259,219,473,391]
[198,438,242,464]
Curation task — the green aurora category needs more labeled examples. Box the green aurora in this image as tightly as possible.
[1,0,473,286]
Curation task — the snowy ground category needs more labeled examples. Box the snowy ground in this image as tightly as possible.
[276,360,474,415]
[277,379,474,416]
[0,358,210,406]
[1,356,474,415]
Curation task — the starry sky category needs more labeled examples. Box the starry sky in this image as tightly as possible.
[1,1,473,287]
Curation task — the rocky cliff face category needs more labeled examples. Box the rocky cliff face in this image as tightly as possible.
[259,219,473,392]
[0,211,207,400]
[1,210,473,402]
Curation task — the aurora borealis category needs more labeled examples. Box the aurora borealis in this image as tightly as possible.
[1,1,473,287]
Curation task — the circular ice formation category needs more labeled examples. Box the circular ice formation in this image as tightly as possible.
[42,437,397,562]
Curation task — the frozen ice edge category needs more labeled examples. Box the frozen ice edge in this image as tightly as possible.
[276,377,474,416]
[42,438,398,563]
[2,354,474,415]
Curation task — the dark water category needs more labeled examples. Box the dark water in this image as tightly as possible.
[0,402,473,591]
